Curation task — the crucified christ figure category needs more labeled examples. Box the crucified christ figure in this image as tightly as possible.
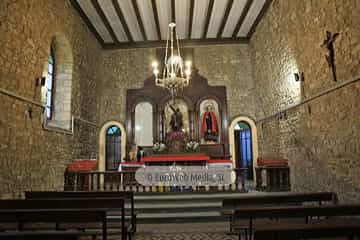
[321,31,339,82]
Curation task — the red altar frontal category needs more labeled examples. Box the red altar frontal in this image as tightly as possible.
[119,154,232,171]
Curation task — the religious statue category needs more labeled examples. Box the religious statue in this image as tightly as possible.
[169,105,183,132]
[201,104,219,142]
[166,104,187,153]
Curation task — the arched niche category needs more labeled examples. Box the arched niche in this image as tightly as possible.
[229,116,259,179]
[134,102,154,146]
[164,98,190,134]
[199,99,220,144]
[99,121,126,171]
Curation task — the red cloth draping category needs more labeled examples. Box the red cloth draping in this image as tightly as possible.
[67,160,97,172]
[201,111,219,135]
[257,158,288,166]
[207,160,232,164]
[142,154,210,162]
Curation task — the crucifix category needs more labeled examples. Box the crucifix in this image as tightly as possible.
[321,31,339,82]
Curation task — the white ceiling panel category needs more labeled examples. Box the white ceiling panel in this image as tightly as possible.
[98,0,128,42]
[73,0,271,47]
[191,0,209,39]
[77,0,113,43]
[238,0,266,37]
[136,0,158,41]
[156,0,172,40]
[117,0,143,41]
[175,0,190,39]
[206,0,228,38]
[222,0,247,38]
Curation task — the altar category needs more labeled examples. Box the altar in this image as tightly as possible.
[142,154,209,165]
[119,154,232,170]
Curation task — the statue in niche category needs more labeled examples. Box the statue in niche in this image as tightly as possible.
[165,103,188,153]
[201,103,219,143]
[169,105,183,132]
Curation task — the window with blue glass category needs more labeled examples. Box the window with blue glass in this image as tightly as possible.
[106,126,122,170]
[236,121,253,179]
[45,48,55,119]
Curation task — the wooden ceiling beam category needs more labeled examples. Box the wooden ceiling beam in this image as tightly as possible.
[247,0,273,38]
[131,0,147,41]
[188,0,195,39]
[112,0,133,42]
[103,37,249,49]
[217,0,234,38]
[232,0,253,38]
[69,0,105,45]
[151,0,161,40]
[91,0,119,43]
[202,0,214,39]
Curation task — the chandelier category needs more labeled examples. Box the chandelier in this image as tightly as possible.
[152,23,191,97]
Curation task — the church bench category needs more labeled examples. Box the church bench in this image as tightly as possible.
[0,230,82,240]
[25,190,137,233]
[0,209,108,240]
[222,192,338,232]
[0,198,128,240]
[253,218,360,240]
[229,204,360,240]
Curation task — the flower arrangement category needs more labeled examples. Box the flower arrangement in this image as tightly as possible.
[153,142,166,153]
[167,131,186,142]
[186,141,200,152]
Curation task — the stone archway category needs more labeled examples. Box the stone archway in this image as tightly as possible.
[99,121,126,171]
[229,116,259,179]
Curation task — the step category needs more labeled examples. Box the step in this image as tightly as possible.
[132,191,260,224]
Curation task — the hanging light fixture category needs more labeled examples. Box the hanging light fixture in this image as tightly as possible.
[152,23,191,97]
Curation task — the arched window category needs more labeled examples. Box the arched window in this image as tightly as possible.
[41,35,73,130]
[45,48,55,119]
[106,125,122,170]
[234,121,253,179]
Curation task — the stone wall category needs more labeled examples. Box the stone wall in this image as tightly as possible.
[251,0,360,202]
[0,0,101,198]
[98,44,255,126]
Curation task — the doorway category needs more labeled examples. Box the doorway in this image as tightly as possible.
[234,121,254,180]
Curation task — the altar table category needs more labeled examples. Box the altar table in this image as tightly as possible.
[141,154,210,165]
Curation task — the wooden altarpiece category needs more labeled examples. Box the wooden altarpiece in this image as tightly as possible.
[126,69,230,159]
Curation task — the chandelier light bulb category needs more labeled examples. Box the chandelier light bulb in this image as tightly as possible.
[152,61,158,68]
[153,69,159,75]
[185,61,192,68]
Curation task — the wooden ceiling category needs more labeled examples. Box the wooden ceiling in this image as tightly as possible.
[70,0,272,49]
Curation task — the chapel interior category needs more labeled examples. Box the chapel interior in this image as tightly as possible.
[1,0,359,239]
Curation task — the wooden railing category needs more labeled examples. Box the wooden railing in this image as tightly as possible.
[64,168,249,192]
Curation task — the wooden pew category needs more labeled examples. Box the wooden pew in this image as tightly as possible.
[254,218,360,240]
[222,192,338,232]
[0,198,127,240]
[0,209,107,240]
[229,204,360,240]
[25,190,136,234]
[0,230,81,240]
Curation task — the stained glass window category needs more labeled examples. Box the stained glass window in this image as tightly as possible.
[106,126,122,170]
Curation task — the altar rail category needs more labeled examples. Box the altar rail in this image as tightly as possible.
[64,168,249,192]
